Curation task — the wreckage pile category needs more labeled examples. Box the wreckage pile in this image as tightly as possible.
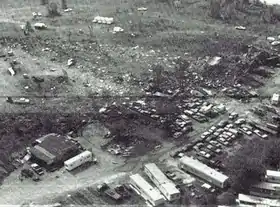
[201,45,280,88]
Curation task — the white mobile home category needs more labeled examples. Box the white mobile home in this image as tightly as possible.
[64,150,92,171]
[144,163,180,201]
[130,173,165,207]
[178,156,229,188]
[266,170,280,184]
[237,193,280,207]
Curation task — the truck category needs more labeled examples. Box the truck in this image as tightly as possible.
[64,150,92,171]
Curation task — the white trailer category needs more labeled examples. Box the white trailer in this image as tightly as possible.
[179,156,229,188]
[130,173,165,207]
[64,150,92,171]
[266,170,280,184]
[144,163,180,201]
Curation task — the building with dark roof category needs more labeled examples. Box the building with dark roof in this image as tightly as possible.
[30,133,80,169]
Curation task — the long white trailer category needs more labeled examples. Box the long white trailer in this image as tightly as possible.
[130,173,165,207]
[179,156,229,188]
[64,150,92,171]
[144,163,180,201]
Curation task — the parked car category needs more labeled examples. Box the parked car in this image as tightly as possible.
[240,127,252,136]
[30,163,44,176]
[97,183,109,192]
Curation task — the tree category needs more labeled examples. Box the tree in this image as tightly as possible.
[225,139,266,192]
[217,191,236,206]
[150,64,165,92]
[264,139,280,168]
[61,0,67,10]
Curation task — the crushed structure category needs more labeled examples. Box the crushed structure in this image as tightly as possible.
[29,133,80,169]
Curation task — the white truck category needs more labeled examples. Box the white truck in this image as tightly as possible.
[64,150,93,171]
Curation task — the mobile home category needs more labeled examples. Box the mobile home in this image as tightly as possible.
[178,156,229,188]
[237,193,280,207]
[250,182,280,199]
[144,163,180,201]
[130,173,165,206]
[64,150,92,171]
[266,170,280,184]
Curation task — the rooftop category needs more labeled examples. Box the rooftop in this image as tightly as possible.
[179,156,228,183]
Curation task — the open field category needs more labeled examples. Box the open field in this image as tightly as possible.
[0,0,280,206]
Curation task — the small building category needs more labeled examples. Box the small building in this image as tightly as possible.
[236,193,280,207]
[130,173,165,206]
[271,93,279,105]
[266,170,280,184]
[144,163,180,201]
[178,156,229,188]
[29,134,80,170]
[64,150,92,171]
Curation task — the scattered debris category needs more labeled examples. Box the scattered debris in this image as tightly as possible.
[267,37,276,42]
[137,7,148,11]
[64,8,73,12]
[8,67,15,76]
[208,56,222,66]
[34,23,47,30]
[92,16,114,24]
[235,26,246,30]
[7,50,14,56]
[271,41,280,46]
[67,58,75,67]
[271,93,279,105]
[113,27,124,33]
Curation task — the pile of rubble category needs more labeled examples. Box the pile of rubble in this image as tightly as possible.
[201,45,280,88]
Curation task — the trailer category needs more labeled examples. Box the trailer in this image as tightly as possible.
[144,163,180,201]
[64,150,92,171]
[130,173,165,207]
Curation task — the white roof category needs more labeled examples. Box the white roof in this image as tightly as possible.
[267,170,280,179]
[238,193,280,206]
[64,150,91,165]
[144,163,180,195]
[130,173,164,202]
[179,156,228,183]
